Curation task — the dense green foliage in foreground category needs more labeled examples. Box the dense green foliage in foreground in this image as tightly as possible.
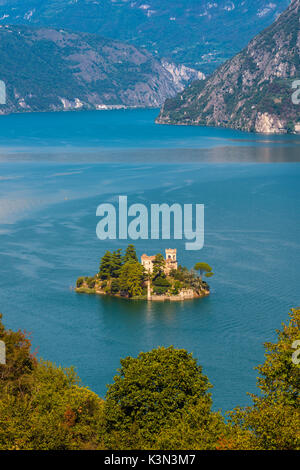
[0,309,299,450]
[76,244,211,298]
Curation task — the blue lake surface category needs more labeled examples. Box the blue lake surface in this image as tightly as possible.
[0,109,299,412]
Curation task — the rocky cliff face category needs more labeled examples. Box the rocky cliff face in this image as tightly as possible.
[157,0,300,134]
[0,25,204,114]
[161,60,205,92]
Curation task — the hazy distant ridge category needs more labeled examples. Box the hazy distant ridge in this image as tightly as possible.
[0,0,290,73]
[0,25,204,114]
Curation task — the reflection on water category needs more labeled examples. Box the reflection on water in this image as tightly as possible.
[1,145,300,163]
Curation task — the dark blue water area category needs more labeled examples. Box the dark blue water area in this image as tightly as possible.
[0,109,299,152]
[0,159,299,413]
[0,109,300,412]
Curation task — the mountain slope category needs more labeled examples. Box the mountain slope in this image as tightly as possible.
[157,0,300,134]
[0,1,290,74]
[0,25,204,114]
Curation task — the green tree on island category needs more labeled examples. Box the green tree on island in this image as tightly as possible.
[110,279,120,295]
[194,262,214,281]
[119,260,145,297]
[152,253,170,295]
[110,249,123,278]
[99,251,113,280]
[123,244,138,264]
[152,253,166,277]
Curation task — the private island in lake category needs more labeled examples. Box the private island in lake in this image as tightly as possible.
[75,245,213,301]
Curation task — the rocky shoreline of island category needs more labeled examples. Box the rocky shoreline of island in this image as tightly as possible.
[75,245,213,302]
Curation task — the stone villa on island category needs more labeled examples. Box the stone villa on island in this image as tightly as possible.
[141,249,178,275]
[140,248,209,301]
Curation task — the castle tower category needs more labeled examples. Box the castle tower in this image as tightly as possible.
[165,249,178,273]
[165,249,177,261]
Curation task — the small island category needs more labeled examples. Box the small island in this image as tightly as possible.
[75,245,213,301]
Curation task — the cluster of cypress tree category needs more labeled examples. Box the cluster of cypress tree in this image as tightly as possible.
[98,245,138,280]
[98,245,145,297]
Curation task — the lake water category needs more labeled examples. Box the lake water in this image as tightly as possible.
[0,109,299,412]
